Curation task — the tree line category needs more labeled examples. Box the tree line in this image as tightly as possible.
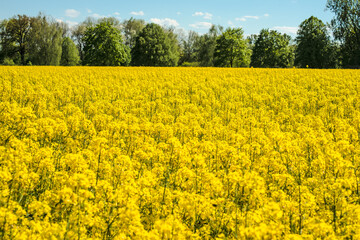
[0,0,359,68]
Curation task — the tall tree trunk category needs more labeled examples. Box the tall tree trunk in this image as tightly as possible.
[20,44,25,65]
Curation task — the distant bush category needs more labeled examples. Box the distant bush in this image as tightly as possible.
[181,62,200,67]
[2,58,15,66]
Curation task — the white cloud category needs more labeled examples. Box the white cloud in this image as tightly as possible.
[244,15,259,20]
[90,13,107,19]
[130,11,144,16]
[192,12,213,20]
[203,13,213,20]
[114,12,120,16]
[87,9,92,14]
[65,9,80,18]
[272,26,299,35]
[66,20,79,28]
[264,13,270,17]
[177,12,181,15]
[150,18,179,27]
[189,22,212,29]
[56,19,78,28]
[193,12,204,17]
[235,15,261,22]
[235,17,247,22]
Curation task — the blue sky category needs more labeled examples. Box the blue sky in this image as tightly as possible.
[1,0,334,36]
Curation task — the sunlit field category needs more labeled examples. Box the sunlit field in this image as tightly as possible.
[1,67,360,239]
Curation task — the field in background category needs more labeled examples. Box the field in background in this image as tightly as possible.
[1,67,360,239]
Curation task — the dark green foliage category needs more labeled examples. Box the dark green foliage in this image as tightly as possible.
[179,30,200,65]
[2,57,15,65]
[250,29,294,68]
[3,3,360,69]
[340,34,360,67]
[72,17,123,65]
[197,25,223,66]
[247,34,258,47]
[131,23,179,66]
[214,27,250,67]
[0,20,11,63]
[0,14,63,66]
[181,61,200,67]
[295,16,337,68]
[327,0,360,67]
[71,24,87,64]
[61,37,80,66]
[165,27,180,66]
[0,15,34,65]
[83,21,131,66]
[122,17,145,48]
[28,14,63,66]
[71,19,94,65]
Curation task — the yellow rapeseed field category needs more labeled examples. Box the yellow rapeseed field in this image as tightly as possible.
[1,66,360,239]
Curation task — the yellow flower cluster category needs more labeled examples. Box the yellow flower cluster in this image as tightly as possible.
[1,66,360,239]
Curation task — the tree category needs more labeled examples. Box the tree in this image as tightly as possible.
[71,17,101,65]
[198,25,223,66]
[28,14,63,66]
[164,27,180,66]
[98,17,122,30]
[0,20,9,63]
[295,16,336,68]
[57,21,70,38]
[61,37,80,66]
[122,17,145,49]
[247,34,258,47]
[179,30,200,65]
[83,21,131,66]
[327,0,360,67]
[250,29,294,68]
[71,23,87,64]
[131,23,179,66]
[214,27,249,67]
[0,15,34,65]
